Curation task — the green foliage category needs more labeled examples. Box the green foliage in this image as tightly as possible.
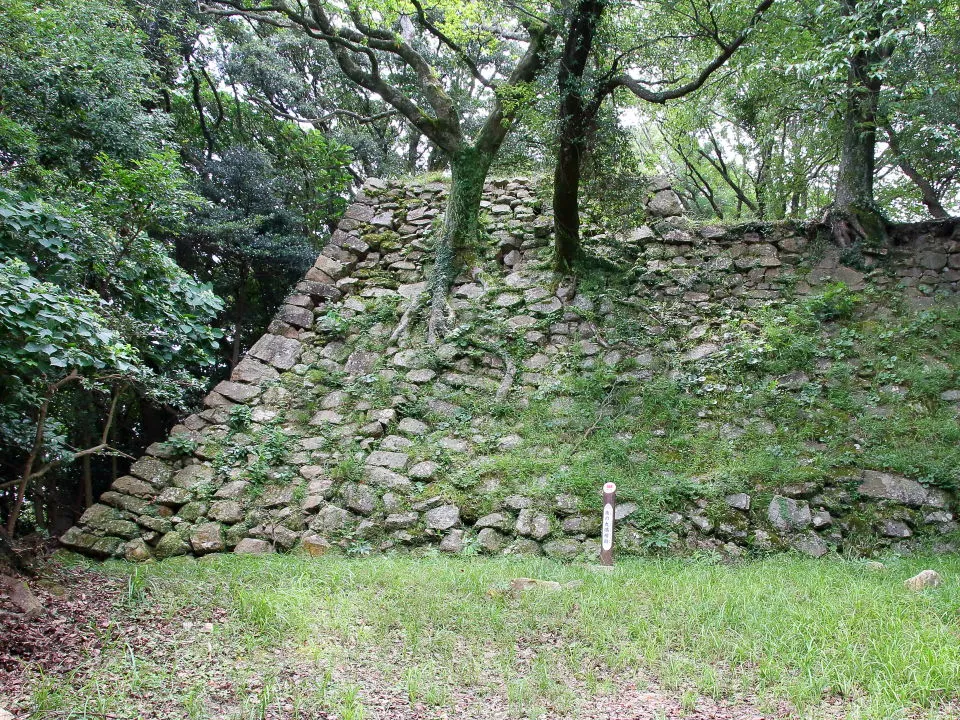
[0,0,165,177]
[228,405,253,431]
[316,309,351,338]
[806,282,862,321]
[0,0,354,531]
[160,434,199,457]
[331,457,364,484]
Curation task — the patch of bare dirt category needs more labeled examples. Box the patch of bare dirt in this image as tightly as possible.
[0,562,125,700]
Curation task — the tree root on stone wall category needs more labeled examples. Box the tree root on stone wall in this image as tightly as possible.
[427,294,454,346]
[389,294,426,346]
[469,339,517,402]
[495,352,517,402]
[821,205,889,248]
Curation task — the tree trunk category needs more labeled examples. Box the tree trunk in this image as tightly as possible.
[553,131,584,272]
[831,0,887,245]
[7,397,49,537]
[427,148,490,343]
[553,0,607,272]
[835,70,879,213]
[883,124,949,219]
[405,130,421,174]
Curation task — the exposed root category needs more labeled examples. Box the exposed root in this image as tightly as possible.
[470,340,517,402]
[427,292,454,346]
[822,205,888,248]
[494,352,517,402]
[389,293,426,346]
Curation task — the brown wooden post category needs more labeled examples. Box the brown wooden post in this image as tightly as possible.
[600,481,616,566]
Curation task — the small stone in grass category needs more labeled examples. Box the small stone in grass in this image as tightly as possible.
[510,577,562,592]
[904,569,942,591]
[865,561,885,571]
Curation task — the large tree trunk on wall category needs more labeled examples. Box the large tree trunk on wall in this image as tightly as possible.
[830,0,888,246]
[427,147,491,344]
[552,0,607,272]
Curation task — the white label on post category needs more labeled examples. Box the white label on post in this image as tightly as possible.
[601,503,614,551]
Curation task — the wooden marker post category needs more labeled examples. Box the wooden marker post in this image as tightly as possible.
[600,482,616,566]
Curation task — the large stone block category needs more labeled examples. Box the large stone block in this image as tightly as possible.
[858,470,950,508]
[425,505,460,531]
[248,334,302,370]
[154,530,190,559]
[110,475,156,499]
[172,464,215,490]
[213,380,262,404]
[190,522,225,555]
[768,496,812,532]
[129,457,172,486]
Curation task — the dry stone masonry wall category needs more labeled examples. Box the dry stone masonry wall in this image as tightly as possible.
[61,177,960,562]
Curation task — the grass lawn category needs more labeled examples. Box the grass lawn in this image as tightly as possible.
[9,553,960,720]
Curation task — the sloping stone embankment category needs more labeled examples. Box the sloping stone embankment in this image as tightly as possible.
[60,177,959,561]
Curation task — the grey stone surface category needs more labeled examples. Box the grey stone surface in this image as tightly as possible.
[213,380,261,404]
[234,538,274,554]
[249,524,299,549]
[311,505,351,533]
[214,480,249,499]
[172,464,214,490]
[110,475,156,499]
[858,470,949,508]
[366,450,409,470]
[881,519,913,538]
[129,457,172,486]
[190,522,225,555]
[385,512,419,530]
[439,529,465,553]
[154,531,190,559]
[248,333,301,370]
[646,189,684,217]
[791,532,828,558]
[208,500,245,524]
[725,493,751,511]
[341,484,376,516]
[477,528,506,553]
[398,418,429,436]
[156,486,192,507]
[504,495,532,510]
[516,509,551,540]
[364,466,411,489]
[475,513,512,531]
[554,494,580,516]
[408,460,440,480]
[768,496,812,532]
[543,539,582,560]
[425,504,460,530]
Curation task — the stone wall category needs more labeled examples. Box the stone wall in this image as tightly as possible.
[59,177,959,562]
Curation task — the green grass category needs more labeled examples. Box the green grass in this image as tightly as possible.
[18,553,960,719]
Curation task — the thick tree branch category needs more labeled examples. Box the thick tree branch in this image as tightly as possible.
[882,123,949,218]
[476,21,553,156]
[589,0,774,113]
